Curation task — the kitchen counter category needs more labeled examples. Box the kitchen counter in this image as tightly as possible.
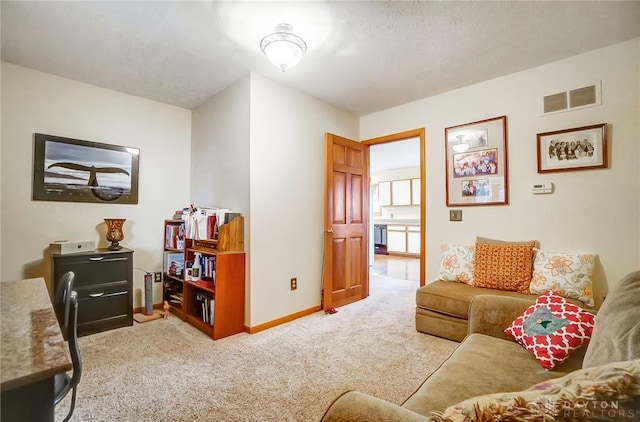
[1,277,71,421]
[1,277,71,390]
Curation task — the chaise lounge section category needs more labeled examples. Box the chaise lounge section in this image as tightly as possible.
[419,238,591,342]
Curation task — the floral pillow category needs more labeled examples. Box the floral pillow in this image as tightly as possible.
[429,359,640,422]
[505,290,595,370]
[438,244,475,285]
[530,249,596,307]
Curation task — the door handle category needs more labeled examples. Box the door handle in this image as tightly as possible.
[326,228,334,234]
[89,292,104,298]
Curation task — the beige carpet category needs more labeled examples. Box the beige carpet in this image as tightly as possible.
[56,275,457,421]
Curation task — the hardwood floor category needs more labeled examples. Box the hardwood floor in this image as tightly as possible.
[371,254,420,281]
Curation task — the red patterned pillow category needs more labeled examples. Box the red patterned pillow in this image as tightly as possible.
[505,290,595,370]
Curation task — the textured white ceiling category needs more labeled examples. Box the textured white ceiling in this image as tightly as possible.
[1,1,639,116]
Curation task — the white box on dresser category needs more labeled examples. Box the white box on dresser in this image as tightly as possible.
[49,240,95,255]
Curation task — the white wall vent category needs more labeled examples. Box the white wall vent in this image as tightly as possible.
[543,92,568,113]
[541,81,601,116]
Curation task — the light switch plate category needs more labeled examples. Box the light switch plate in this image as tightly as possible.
[449,209,462,221]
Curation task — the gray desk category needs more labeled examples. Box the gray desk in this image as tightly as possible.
[1,277,72,421]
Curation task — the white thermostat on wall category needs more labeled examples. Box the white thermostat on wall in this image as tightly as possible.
[531,182,553,194]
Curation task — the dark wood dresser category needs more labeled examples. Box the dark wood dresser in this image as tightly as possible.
[51,248,133,336]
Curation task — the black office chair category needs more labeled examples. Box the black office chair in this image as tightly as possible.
[54,271,74,338]
[53,272,82,422]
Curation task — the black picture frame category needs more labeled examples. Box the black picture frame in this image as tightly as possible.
[33,133,139,204]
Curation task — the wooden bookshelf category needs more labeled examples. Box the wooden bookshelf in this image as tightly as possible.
[162,215,245,340]
[162,219,185,319]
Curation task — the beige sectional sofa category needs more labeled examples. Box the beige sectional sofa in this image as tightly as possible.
[321,270,640,421]
[419,237,590,342]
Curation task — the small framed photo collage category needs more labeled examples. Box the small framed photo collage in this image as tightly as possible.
[445,116,507,206]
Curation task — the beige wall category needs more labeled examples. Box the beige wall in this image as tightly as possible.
[191,76,251,214]
[190,75,251,322]
[0,63,192,307]
[360,38,640,306]
[190,72,358,327]
[249,73,359,326]
[2,38,637,324]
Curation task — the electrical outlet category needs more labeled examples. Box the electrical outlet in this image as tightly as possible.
[449,209,462,222]
[290,277,297,291]
[154,272,162,283]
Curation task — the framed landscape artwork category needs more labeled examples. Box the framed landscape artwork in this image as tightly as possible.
[445,116,508,206]
[33,133,140,204]
[536,123,607,173]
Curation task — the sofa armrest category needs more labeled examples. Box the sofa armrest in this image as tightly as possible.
[467,295,536,341]
[321,391,429,422]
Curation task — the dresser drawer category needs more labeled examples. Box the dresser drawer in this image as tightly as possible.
[76,282,129,324]
[53,255,129,287]
[51,248,133,336]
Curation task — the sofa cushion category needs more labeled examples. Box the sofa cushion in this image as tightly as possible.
[467,295,538,341]
[321,391,429,422]
[430,359,640,422]
[505,290,595,370]
[473,242,534,293]
[415,307,468,342]
[583,270,640,368]
[530,249,596,307]
[416,280,539,320]
[437,244,475,285]
[401,333,577,416]
[476,236,538,248]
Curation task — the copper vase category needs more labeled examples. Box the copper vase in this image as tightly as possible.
[104,219,126,250]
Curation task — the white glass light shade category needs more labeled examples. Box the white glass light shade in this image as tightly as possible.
[260,23,307,71]
[452,143,470,153]
[451,134,470,153]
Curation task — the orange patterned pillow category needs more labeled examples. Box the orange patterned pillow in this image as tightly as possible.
[474,242,534,293]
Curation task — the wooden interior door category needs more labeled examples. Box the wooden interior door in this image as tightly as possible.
[322,133,369,310]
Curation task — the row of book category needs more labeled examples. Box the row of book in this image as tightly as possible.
[164,252,217,284]
[183,207,240,240]
[163,278,183,308]
[168,292,183,307]
[172,208,190,220]
[165,223,186,250]
[164,251,184,276]
[194,292,214,326]
[198,255,216,280]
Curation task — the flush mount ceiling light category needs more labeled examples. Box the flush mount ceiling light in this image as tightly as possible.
[260,23,307,71]
[451,134,470,153]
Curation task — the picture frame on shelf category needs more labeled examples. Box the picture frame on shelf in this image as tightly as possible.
[445,116,508,206]
[536,123,607,173]
[33,133,139,204]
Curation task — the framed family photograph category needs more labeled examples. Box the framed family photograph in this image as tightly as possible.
[536,123,607,173]
[445,116,508,206]
[33,133,140,204]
